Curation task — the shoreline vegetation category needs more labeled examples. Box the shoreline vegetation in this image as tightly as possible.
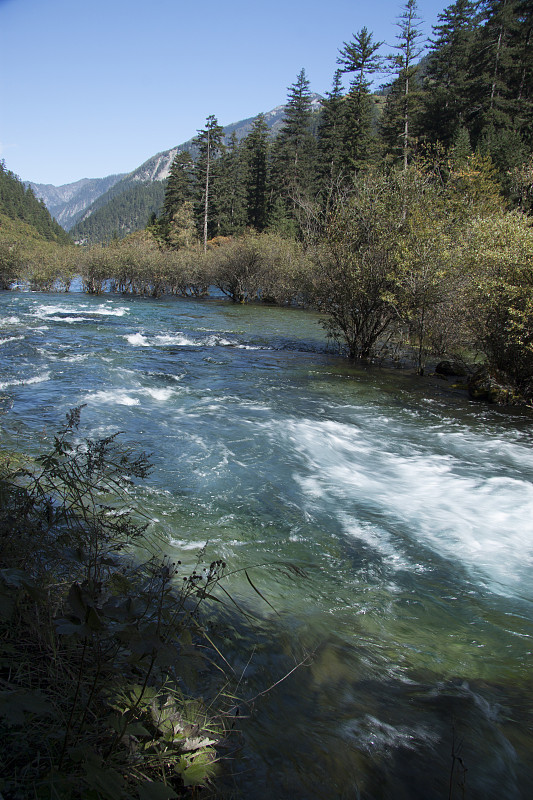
[2,172,533,408]
[1,407,300,799]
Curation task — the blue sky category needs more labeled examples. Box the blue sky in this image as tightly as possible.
[0,0,446,186]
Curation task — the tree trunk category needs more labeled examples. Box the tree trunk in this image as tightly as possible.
[203,130,210,253]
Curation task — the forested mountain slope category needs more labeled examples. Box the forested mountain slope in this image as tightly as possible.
[1,161,71,244]
[29,174,125,230]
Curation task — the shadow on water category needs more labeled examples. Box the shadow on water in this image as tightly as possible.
[204,592,532,800]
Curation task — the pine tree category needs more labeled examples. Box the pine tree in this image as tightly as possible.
[470,0,533,159]
[450,0,530,178]
[271,69,316,206]
[162,150,194,220]
[380,0,426,169]
[216,132,247,236]
[420,0,478,149]
[193,115,225,250]
[337,27,384,174]
[515,0,533,141]
[317,71,346,199]
[242,114,270,231]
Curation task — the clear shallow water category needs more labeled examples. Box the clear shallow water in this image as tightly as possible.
[1,290,533,799]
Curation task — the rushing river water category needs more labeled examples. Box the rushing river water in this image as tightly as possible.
[1,289,533,799]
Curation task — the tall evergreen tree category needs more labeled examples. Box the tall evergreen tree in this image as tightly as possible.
[380,0,426,169]
[242,113,270,231]
[470,0,533,161]
[317,70,346,199]
[162,150,194,220]
[337,27,384,174]
[420,0,478,149]
[193,115,225,250]
[515,0,533,142]
[216,132,247,236]
[271,69,316,206]
[471,0,518,137]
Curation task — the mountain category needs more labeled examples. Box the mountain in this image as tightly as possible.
[68,181,167,244]
[29,174,125,231]
[1,161,71,245]
[52,96,323,244]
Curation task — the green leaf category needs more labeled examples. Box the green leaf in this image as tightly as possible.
[244,569,279,616]
[126,721,151,737]
[181,760,212,787]
[0,568,35,588]
[0,568,43,601]
[137,781,178,800]
[86,606,105,632]
[154,643,181,667]
[83,764,123,799]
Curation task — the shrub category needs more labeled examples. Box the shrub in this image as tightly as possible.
[0,408,234,799]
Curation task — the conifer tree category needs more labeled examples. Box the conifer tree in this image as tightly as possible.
[317,71,346,201]
[242,114,270,231]
[193,115,225,250]
[271,69,316,207]
[337,27,384,175]
[514,0,533,148]
[470,0,517,139]
[470,0,532,162]
[216,132,247,235]
[420,0,478,149]
[380,0,426,169]
[162,150,194,220]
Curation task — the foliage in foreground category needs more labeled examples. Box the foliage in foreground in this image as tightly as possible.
[0,408,238,799]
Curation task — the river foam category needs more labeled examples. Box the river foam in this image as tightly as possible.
[32,302,129,323]
[0,336,24,345]
[0,372,51,391]
[124,330,265,349]
[287,417,533,598]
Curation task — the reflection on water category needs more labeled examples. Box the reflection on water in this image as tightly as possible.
[1,290,532,799]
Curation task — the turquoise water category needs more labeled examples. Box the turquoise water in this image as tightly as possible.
[1,290,532,799]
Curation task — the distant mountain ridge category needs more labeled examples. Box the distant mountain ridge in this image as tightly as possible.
[33,95,322,242]
[29,174,125,231]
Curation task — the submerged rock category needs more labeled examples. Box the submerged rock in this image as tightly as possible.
[435,360,467,377]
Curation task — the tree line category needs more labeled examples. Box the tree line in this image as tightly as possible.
[151,0,532,246]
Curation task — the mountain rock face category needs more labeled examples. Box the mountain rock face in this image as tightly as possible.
[35,95,323,241]
[30,174,125,230]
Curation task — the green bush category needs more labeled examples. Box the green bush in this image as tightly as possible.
[0,408,234,799]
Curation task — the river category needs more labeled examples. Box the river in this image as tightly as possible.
[1,289,532,799]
